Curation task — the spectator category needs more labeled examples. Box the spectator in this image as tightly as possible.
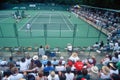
[69,52,80,62]
[90,66,99,80]
[65,67,74,80]
[48,71,59,80]
[58,71,66,80]
[98,66,111,80]
[44,61,54,72]
[55,61,66,71]
[39,45,45,57]
[51,57,59,66]
[41,55,48,66]
[19,57,29,72]
[35,70,47,80]
[76,68,90,80]
[9,67,24,80]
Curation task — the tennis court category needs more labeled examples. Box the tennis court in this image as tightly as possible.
[0,10,107,49]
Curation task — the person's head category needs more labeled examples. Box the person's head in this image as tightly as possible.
[82,68,88,76]
[21,57,25,62]
[26,54,30,59]
[66,67,71,73]
[102,66,110,75]
[38,71,44,77]
[11,67,18,74]
[47,61,51,66]
[40,45,43,48]
[9,62,15,69]
[34,60,42,68]
[114,52,118,58]
[9,56,13,61]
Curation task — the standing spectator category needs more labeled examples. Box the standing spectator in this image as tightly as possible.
[39,45,45,57]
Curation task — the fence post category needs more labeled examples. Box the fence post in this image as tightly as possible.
[0,26,3,37]
[72,24,77,47]
[13,23,20,47]
[44,24,47,45]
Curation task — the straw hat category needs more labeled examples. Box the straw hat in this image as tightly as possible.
[91,66,99,73]
[33,55,38,60]
[42,55,48,60]
[102,66,110,75]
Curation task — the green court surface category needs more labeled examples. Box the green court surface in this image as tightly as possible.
[0,10,107,49]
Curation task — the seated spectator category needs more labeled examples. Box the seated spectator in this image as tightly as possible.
[45,44,51,57]
[25,54,31,66]
[58,71,66,80]
[101,54,111,66]
[55,61,66,71]
[47,71,59,80]
[65,67,74,80]
[0,58,7,66]
[112,52,119,63]
[9,67,24,80]
[59,56,66,65]
[41,55,48,66]
[90,66,99,80]
[44,61,54,72]
[7,56,16,66]
[116,61,120,74]
[19,57,29,72]
[108,63,119,75]
[51,57,59,66]
[110,73,120,80]
[35,70,47,80]
[76,68,90,80]
[98,66,111,80]
[69,52,80,62]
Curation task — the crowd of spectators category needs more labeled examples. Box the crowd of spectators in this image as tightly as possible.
[72,5,120,53]
[0,48,120,80]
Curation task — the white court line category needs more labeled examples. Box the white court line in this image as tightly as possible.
[18,12,39,31]
[59,13,71,31]
[63,13,79,32]
[0,17,11,22]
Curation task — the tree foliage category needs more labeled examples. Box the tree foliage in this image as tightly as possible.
[0,0,120,9]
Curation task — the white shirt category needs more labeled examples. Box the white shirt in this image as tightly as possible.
[19,61,29,71]
[110,69,119,75]
[26,23,31,30]
[100,73,110,79]
[9,73,23,80]
[55,65,66,71]
[65,73,74,80]
[69,56,79,62]
[48,74,59,80]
